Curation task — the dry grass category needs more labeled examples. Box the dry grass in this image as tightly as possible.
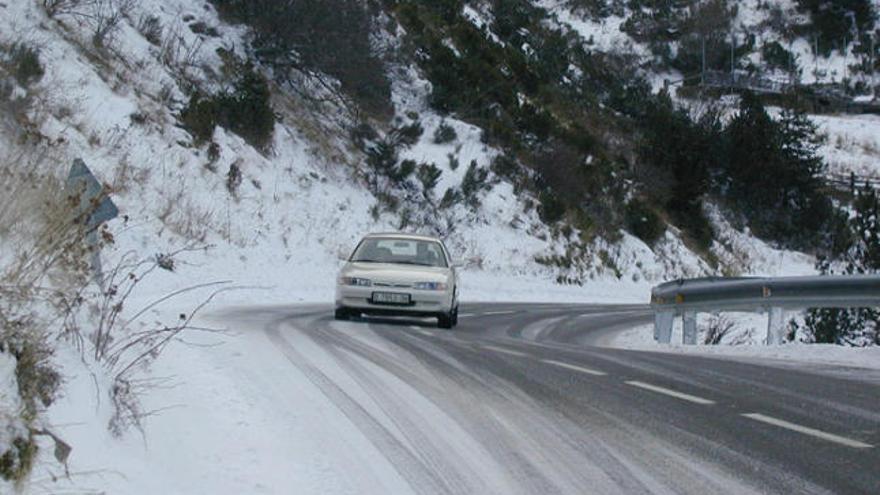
[0,148,84,484]
[157,192,214,244]
[0,149,91,287]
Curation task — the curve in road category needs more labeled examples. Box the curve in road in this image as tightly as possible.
[216,303,879,495]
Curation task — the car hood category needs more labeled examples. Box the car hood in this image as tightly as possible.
[341,262,450,284]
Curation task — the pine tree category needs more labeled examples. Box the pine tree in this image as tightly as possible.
[806,183,880,345]
[723,94,832,249]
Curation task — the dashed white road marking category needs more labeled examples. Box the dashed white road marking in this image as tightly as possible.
[742,413,873,449]
[458,313,474,317]
[541,359,607,376]
[484,310,516,316]
[482,345,528,357]
[625,381,715,405]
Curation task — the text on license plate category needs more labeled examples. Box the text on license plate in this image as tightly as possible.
[371,292,411,305]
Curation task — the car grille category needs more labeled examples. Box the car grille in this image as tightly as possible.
[373,282,413,288]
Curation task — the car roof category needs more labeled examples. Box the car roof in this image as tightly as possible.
[364,232,443,242]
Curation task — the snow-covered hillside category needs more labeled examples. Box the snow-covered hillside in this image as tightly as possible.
[0,0,830,309]
[545,0,880,91]
[1,0,879,492]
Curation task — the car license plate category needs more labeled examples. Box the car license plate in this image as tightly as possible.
[371,292,411,305]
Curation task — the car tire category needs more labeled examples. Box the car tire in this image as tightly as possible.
[334,308,350,321]
[437,312,453,329]
[438,306,457,329]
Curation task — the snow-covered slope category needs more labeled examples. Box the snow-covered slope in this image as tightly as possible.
[543,0,880,91]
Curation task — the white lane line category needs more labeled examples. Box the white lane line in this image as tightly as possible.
[482,345,528,358]
[742,413,873,449]
[409,325,420,330]
[541,359,607,376]
[625,381,715,405]
[484,310,516,316]
[458,313,474,317]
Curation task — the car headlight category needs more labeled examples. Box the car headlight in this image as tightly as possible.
[339,277,372,287]
[414,281,447,291]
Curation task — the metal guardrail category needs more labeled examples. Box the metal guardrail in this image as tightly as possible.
[702,70,792,95]
[650,275,880,345]
[826,173,880,191]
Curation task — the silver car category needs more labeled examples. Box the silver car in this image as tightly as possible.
[335,233,459,328]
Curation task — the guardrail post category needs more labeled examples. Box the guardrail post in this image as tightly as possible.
[766,307,785,345]
[682,311,698,345]
[654,310,674,344]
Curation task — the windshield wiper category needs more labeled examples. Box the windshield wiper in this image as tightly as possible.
[393,261,436,267]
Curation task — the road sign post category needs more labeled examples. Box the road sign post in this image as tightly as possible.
[66,159,118,283]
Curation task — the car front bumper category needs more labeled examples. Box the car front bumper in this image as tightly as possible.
[335,285,454,315]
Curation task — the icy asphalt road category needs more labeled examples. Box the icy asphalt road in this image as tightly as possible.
[218,303,880,495]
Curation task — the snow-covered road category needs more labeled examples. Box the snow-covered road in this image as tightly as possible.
[178,304,877,494]
[45,303,880,494]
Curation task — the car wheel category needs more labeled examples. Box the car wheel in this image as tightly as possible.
[438,311,454,329]
[334,308,350,321]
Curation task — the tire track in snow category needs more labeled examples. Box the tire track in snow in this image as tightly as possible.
[306,323,489,494]
[304,318,601,493]
[262,316,452,494]
[313,319,695,494]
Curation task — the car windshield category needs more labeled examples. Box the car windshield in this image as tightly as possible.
[351,237,448,267]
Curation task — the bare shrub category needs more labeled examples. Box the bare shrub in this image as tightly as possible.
[62,244,231,435]
[157,191,214,244]
[159,21,204,75]
[41,0,135,49]
[136,14,163,46]
[90,0,136,48]
[703,314,736,345]
[41,0,84,18]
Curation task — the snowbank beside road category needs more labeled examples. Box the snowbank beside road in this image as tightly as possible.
[33,312,418,494]
[608,320,880,372]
